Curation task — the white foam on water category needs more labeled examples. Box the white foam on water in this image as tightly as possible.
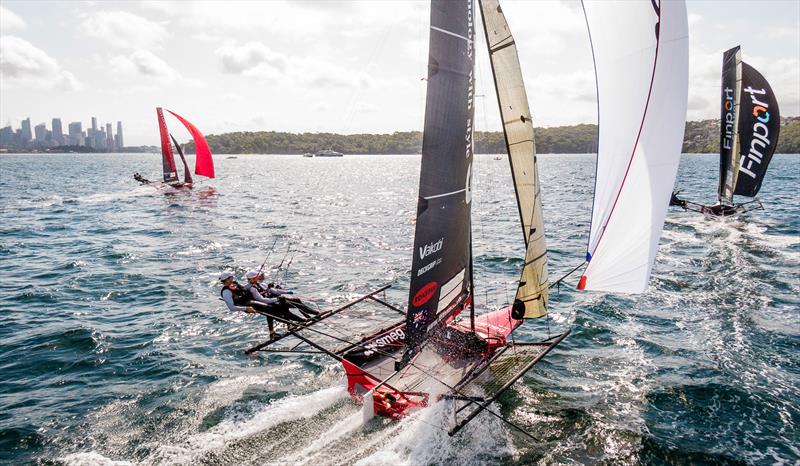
[61,451,134,466]
[355,400,512,466]
[280,411,364,464]
[148,386,349,465]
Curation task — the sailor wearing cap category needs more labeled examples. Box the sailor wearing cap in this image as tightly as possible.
[219,271,255,314]
[219,270,307,338]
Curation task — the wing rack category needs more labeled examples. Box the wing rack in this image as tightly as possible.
[447,331,570,436]
[244,284,405,358]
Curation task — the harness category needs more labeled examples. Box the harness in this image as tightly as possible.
[252,281,268,295]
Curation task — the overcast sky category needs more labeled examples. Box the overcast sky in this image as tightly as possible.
[1,0,798,146]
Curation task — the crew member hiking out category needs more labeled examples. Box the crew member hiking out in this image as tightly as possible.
[218,271,306,338]
[133,173,151,184]
[254,270,319,318]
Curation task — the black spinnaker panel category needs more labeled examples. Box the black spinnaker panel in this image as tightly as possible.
[401,0,475,368]
[171,134,193,185]
[734,62,780,197]
[718,46,741,202]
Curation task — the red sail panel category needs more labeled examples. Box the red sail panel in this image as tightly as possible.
[157,107,179,183]
[166,110,215,179]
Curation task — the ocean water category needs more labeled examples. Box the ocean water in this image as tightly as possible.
[0,153,797,465]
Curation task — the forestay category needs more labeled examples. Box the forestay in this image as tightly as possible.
[401,0,476,366]
[478,0,548,318]
[579,0,689,293]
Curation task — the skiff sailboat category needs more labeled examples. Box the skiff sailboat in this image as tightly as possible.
[246,0,688,437]
[153,107,215,188]
[671,46,780,217]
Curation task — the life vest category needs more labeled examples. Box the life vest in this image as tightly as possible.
[220,282,251,306]
[252,281,268,295]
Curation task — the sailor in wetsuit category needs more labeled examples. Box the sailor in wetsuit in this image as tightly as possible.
[218,271,306,338]
[253,271,319,318]
[133,173,151,184]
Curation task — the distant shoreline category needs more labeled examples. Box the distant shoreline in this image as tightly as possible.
[2,117,797,155]
[182,117,798,155]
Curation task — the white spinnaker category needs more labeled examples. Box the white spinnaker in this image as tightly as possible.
[580,0,689,293]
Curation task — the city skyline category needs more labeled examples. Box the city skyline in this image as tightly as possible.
[0,1,798,146]
[0,115,124,150]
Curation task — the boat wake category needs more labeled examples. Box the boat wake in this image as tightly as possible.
[58,376,521,466]
[7,186,160,211]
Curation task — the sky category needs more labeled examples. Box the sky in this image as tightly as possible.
[1,0,798,146]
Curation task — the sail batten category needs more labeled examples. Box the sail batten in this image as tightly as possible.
[579,0,689,293]
[479,0,548,318]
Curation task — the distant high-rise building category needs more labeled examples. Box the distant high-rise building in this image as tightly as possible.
[116,121,124,149]
[68,121,83,146]
[94,129,105,150]
[34,123,47,144]
[105,123,113,150]
[52,118,64,145]
[91,116,97,132]
[0,126,14,146]
[20,118,32,143]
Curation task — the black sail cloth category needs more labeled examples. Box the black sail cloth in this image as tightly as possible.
[401,0,476,368]
[734,62,780,197]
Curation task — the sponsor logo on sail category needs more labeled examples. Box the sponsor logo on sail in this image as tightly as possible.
[722,86,735,151]
[417,258,442,277]
[739,86,771,179]
[419,238,443,260]
[412,281,438,307]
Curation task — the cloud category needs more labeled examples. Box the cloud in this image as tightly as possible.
[0,36,82,90]
[215,42,288,77]
[214,40,374,89]
[0,5,25,31]
[80,11,167,49]
[110,50,180,81]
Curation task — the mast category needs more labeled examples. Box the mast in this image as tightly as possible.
[157,107,179,183]
[478,0,548,318]
[732,61,780,198]
[578,0,689,293]
[399,0,476,369]
[718,46,743,205]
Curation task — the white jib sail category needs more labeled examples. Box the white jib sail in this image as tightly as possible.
[580,0,689,293]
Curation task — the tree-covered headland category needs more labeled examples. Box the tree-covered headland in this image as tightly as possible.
[186,117,799,154]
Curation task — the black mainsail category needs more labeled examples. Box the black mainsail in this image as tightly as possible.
[718,46,742,205]
[734,62,780,197]
[479,0,548,318]
[401,0,476,367]
[171,134,193,185]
